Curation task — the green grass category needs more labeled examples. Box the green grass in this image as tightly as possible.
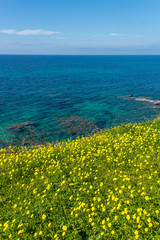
[0,118,160,239]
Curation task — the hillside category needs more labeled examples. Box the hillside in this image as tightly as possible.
[0,119,160,239]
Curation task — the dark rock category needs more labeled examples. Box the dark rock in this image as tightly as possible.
[55,115,97,136]
[6,122,38,132]
[128,94,133,97]
[155,101,160,105]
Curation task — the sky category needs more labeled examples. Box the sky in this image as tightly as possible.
[0,0,160,55]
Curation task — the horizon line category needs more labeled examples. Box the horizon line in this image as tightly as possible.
[0,53,160,56]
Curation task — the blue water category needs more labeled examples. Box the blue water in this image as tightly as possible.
[1,55,160,145]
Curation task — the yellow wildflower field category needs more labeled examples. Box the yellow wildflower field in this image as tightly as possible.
[0,118,160,239]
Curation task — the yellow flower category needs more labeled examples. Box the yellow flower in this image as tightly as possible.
[39,231,42,235]
[100,182,103,187]
[102,225,106,230]
[126,215,130,220]
[145,196,149,201]
[143,210,147,215]
[102,219,105,225]
[133,214,136,219]
[145,228,148,232]
[108,222,111,228]
[102,207,106,212]
[134,230,138,235]
[92,207,95,211]
[18,229,24,235]
[62,232,66,236]
[3,221,9,227]
[69,195,73,200]
[18,223,23,228]
[62,226,67,231]
[3,226,8,232]
[136,216,140,223]
[149,223,153,228]
[42,214,46,220]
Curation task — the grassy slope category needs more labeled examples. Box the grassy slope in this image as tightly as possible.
[0,119,160,239]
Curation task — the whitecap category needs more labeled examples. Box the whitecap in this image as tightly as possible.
[134,97,155,103]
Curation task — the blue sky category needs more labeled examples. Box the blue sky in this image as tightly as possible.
[0,0,160,55]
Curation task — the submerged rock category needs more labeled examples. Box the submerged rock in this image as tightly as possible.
[128,94,133,97]
[146,106,160,109]
[55,115,97,136]
[155,101,160,105]
[6,121,38,132]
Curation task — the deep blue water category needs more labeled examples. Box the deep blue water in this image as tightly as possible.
[1,55,160,145]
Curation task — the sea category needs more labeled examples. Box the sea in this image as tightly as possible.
[1,55,160,146]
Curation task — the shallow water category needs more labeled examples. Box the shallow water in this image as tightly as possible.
[1,55,160,145]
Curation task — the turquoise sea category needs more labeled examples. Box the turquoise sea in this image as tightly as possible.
[1,55,160,146]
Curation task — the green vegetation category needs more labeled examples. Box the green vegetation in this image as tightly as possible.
[0,118,160,239]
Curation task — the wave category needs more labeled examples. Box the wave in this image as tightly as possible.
[119,95,160,106]
[134,97,156,103]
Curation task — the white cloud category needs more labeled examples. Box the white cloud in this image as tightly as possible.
[109,33,119,36]
[0,29,17,34]
[0,29,60,35]
[109,33,126,37]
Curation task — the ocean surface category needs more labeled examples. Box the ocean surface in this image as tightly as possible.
[1,55,160,146]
